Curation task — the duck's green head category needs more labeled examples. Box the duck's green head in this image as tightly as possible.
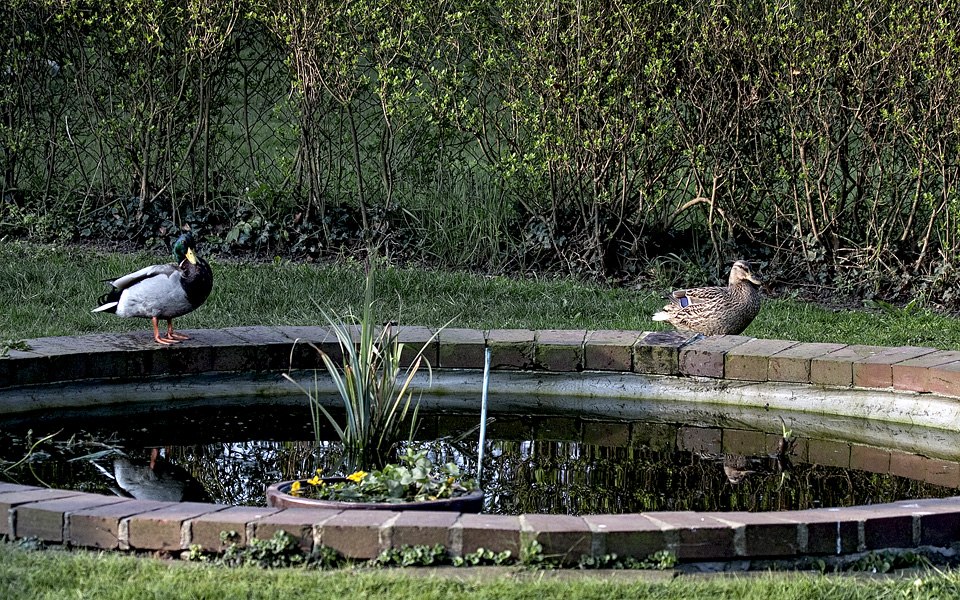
[172,233,198,265]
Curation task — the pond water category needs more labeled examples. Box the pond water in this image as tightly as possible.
[0,397,956,515]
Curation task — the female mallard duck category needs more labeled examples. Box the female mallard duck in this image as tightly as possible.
[651,260,761,336]
[93,233,213,345]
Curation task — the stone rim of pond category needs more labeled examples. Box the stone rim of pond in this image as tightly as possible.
[3,327,960,564]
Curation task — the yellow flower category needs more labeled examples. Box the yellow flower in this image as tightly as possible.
[346,470,368,482]
[307,475,322,486]
[290,480,302,497]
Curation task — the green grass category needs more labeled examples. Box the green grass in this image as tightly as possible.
[1,541,958,600]
[4,241,960,350]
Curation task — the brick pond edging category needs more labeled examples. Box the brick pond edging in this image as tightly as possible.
[3,327,960,563]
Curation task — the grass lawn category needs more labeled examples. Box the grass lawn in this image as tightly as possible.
[1,540,958,600]
[4,241,960,350]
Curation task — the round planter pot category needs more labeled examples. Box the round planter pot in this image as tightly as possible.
[266,478,484,512]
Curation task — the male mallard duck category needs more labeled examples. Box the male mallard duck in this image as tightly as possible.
[93,233,213,345]
[651,260,761,336]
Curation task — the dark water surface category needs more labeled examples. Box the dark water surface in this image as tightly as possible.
[0,398,955,514]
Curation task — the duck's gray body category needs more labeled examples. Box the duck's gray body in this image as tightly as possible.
[105,263,197,320]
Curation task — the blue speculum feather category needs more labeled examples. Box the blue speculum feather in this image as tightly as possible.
[679,297,690,308]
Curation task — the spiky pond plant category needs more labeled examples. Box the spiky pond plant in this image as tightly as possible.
[283,257,437,472]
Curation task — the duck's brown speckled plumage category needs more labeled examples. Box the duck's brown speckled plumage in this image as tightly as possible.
[651,260,761,336]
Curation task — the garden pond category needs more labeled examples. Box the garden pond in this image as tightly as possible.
[1,394,957,515]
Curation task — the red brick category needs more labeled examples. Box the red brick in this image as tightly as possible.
[777,508,859,555]
[679,335,752,378]
[583,514,666,558]
[222,326,297,372]
[68,500,169,549]
[456,514,523,556]
[851,505,916,550]
[15,494,129,543]
[722,429,767,455]
[522,514,592,564]
[725,339,800,381]
[924,460,960,488]
[584,330,645,371]
[853,346,938,388]
[889,451,927,481]
[0,488,85,536]
[811,345,885,387]
[808,439,850,468]
[892,498,960,546]
[487,329,535,370]
[438,328,486,368]
[320,510,398,559]
[892,351,960,392]
[769,343,847,383]
[633,331,698,375]
[850,445,891,475]
[276,326,342,370]
[632,423,678,452]
[253,508,340,552]
[535,330,586,372]
[928,362,960,398]
[644,512,735,560]
[189,506,281,551]
[388,511,459,549]
[711,512,803,557]
[126,502,227,551]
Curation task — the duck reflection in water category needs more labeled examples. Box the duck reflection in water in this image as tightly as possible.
[104,448,211,503]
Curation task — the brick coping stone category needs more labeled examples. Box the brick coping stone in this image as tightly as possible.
[3,328,960,563]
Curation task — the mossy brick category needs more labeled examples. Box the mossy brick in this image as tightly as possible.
[852,345,938,388]
[174,329,259,373]
[584,330,645,371]
[677,427,721,454]
[722,429,766,455]
[221,326,295,371]
[777,508,860,555]
[0,488,84,536]
[925,361,960,398]
[850,445,891,475]
[189,506,281,551]
[724,339,800,381]
[275,326,342,370]
[679,335,752,378]
[14,494,130,543]
[535,330,586,372]
[644,512,736,560]
[253,508,340,552]
[893,351,960,393]
[68,499,170,549]
[924,460,960,488]
[437,328,486,368]
[810,345,885,387]
[632,423,678,452]
[582,514,666,558]
[456,514,523,556]
[808,439,850,468]
[388,511,459,549]
[769,343,847,383]
[486,329,535,370]
[633,331,697,375]
[583,421,630,447]
[889,450,928,481]
[711,512,803,557]
[149,339,214,376]
[487,416,534,441]
[535,417,580,442]
[125,502,228,551]
[320,510,398,559]
[521,514,592,564]
[395,326,438,368]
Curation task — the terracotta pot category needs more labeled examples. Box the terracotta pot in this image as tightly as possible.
[265,478,484,512]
